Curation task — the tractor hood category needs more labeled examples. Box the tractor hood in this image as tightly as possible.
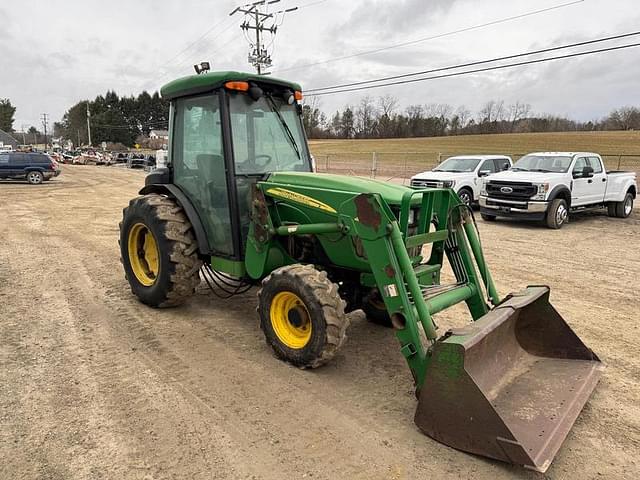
[265,172,415,205]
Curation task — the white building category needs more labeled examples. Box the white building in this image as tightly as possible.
[149,129,169,140]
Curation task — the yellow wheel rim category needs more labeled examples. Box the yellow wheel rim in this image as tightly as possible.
[270,291,312,349]
[128,223,160,287]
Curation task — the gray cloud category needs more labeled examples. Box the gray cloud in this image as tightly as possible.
[1,0,639,128]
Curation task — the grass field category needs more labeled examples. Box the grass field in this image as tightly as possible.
[309,131,640,178]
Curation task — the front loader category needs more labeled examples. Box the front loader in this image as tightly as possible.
[119,70,602,472]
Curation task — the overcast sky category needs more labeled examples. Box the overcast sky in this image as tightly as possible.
[1,0,639,131]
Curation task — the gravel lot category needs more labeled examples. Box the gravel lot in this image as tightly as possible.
[1,165,638,479]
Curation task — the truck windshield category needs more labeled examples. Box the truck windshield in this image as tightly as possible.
[229,93,311,175]
[512,155,572,173]
[433,157,480,172]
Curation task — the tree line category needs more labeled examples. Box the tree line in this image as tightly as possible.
[54,91,169,147]
[302,96,640,139]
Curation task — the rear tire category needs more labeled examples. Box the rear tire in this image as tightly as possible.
[481,213,496,222]
[119,194,202,307]
[612,192,634,218]
[27,171,43,185]
[546,199,568,229]
[257,264,349,368]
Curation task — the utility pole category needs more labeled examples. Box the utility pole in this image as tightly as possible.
[86,103,92,147]
[20,124,27,145]
[41,113,49,152]
[230,0,298,74]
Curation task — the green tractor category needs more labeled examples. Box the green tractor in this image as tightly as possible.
[120,71,601,472]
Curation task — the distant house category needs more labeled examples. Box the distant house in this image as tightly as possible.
[0,129,19,149]
[149,129,169,140]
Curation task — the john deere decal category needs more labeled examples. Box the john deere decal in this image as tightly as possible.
[266,188,337,214]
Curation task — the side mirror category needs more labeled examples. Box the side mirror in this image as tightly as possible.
[582,166,594,178]
[503,163,510,171]
[478,170,491,177]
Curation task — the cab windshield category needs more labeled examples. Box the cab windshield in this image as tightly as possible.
[434,157,480,173]
[229,93,311,174]
[512,155,572,173]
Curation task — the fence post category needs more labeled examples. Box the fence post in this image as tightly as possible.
[371,152,377,178]
[403,156,408,185]
[618,155,622,170]
[326,154,330,172]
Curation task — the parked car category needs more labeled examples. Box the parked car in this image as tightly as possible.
[127,153,155,169]
[411,155,512,205]
[0,151,61,184]
[479,152,637,228]
[113,152,129,164]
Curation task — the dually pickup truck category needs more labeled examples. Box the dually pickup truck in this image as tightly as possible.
[479,152,637,229]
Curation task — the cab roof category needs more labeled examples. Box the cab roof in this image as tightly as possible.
[527,152,600,157]
[446,155,511,160]
[161,70,302,100]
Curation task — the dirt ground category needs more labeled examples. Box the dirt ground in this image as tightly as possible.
[1,165,638,480]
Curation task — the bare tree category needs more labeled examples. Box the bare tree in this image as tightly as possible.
[507,102,532,132]
[355,96,377,138]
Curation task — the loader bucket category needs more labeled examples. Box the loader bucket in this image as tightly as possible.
[415,286,602,472]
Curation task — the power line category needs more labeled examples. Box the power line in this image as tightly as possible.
[306,41,640,97]
[307,30,640,93]
[230,0,300,74]
[273,0,586,74]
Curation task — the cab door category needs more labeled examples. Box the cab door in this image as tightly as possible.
[171,93,235,256]
[571,156,606,206]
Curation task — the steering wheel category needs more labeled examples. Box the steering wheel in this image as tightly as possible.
[238,154,273,173]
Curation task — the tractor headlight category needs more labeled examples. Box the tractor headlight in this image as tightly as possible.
[532,183,550,201]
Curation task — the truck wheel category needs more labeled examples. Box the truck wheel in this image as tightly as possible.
[362,289,392,327]
[120,194,202,307]
[257,264,349,368]
[546,198,568,229]
[27,171,44,185]
[457,188,473,205]
[614,192,634,218]
[480,213,496,221]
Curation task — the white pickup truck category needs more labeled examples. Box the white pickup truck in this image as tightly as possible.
[411,155,512,205]
[479,152,637,229]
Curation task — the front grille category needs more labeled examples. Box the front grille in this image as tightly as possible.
[411,179,439,188]
[486,181,536,200]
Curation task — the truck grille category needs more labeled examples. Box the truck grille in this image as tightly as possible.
[411,179,439,188]
[486,181,537,200]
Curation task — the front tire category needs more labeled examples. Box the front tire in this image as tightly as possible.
[362,289,392,327]
[546,198,568,229]
[257,264,349,368]
[457,188,473,206]
[120,194,202,307]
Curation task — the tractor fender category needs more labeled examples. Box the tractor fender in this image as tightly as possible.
[139,183,211,255]
[547,185,572,207]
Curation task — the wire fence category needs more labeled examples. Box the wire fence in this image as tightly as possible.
[313,151,640,183]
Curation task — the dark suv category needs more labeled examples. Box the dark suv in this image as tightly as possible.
[0,152,61,184]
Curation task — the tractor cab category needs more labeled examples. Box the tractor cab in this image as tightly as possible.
[151,71,313,259]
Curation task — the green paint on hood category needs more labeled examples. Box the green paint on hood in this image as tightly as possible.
[266,172,417,205]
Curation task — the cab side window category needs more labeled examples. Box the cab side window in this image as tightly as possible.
[588,157,603,173]
[479,159,497,174]
[493,158,510,171]
[573,157,587,174]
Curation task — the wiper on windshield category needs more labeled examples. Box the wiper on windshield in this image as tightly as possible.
[265,95,301,161]
[511,167,529,171]
[530,169,553,173]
